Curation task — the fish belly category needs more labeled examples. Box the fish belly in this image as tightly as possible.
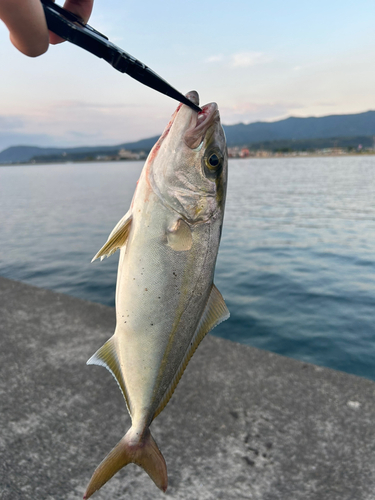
[114,186,220,423]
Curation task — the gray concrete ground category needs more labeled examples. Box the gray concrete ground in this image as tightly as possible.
[1,276,375,500]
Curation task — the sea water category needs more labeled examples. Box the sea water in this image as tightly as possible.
[1,156,375,380]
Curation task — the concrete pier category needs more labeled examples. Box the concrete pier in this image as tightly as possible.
[1,276,375,500]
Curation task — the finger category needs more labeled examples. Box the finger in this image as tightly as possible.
[0,0,49,57]
[49,0,94,45]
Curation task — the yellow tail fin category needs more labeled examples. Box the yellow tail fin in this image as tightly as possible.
[83,427,167,499]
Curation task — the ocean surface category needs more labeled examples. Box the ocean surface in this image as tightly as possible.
[1,157,375,380]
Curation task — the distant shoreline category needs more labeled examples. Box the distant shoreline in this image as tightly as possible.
[2,110,375,164]
[1,151,375,167]
[231,151,375,160]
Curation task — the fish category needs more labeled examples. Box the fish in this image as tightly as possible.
[84,90,229,499]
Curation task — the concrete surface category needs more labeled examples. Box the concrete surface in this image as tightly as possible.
[0,276,375,500]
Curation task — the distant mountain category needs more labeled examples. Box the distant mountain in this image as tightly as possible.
[0,146,68,164]
[223,110,375,146]
[0,136,159,164]
[244,135,374,152]
[1,110,375,164]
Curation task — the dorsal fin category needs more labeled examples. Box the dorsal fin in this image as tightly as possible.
[92,211,132,262]
[87,336,131,416]
[153,284,230,420]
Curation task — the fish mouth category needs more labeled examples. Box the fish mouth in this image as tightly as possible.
[183,92,219,149]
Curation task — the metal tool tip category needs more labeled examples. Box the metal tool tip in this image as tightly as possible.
[183,99,202,113]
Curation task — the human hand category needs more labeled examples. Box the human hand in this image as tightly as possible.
[0,0,94,57]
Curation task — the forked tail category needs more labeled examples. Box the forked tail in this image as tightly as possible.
[83,427,167,499]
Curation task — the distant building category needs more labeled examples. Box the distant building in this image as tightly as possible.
[240,148,251,158]
[118,148,140,160]
[255,150,271,158]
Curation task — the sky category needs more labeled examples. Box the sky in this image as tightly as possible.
[0,0,375,151]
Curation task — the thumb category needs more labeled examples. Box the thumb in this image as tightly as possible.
[0,0,49,57]
[49,0,94,45]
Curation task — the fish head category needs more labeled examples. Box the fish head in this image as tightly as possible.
[148,91,228,223]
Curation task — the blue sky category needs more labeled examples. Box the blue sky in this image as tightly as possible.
[0,0,374,150]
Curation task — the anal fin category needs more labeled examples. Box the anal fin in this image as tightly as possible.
[153,284,230,419]
[92,211,132,262]
[87,336,131,415]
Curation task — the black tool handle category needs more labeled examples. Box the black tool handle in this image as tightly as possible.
[40,0,202,112]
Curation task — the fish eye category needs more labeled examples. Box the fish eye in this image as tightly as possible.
[206,153,221,170]
[208,154,219,167]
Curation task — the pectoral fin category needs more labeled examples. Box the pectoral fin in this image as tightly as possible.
[92,211,132,262]
[167,218,192,251]
[153,284,229,419]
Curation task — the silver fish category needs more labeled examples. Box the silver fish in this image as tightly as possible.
[84,90,229,498]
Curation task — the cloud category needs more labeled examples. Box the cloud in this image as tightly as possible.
[0,101,168,151]
[231,51,272,68]
[204,51,272,68]
[0,115,25,131]
[221,101,306,125]
[53,100,142,110]
[314,101,338,107]
[205,55,224,63]
[0,132,58,152]
[0,99,307,152]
